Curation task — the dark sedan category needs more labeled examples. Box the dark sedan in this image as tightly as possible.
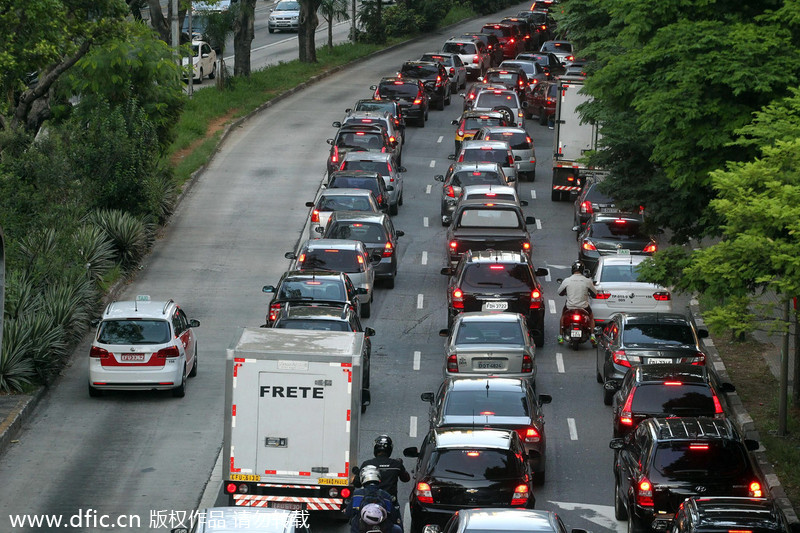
[576,213,657,274]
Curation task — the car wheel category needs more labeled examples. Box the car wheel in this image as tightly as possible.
[596,370,604,384]
[529,170,536,182]
[209,63,216,79]
[172,365,187,398]
[389,201,398,215]
[533,469,545,485]
[628,510,646,533]
[603,385,615,406]
[384,275,395,289]
[197,68,203,84]
[539,109,547,126]
[362,301,371,318]
[614,478,628,520]
[188,346,198,377]
[268,27,274,33]
[399,192,403,206]
[418,115,425,128]
[534,330,544,348]
[551,189,561,201]
[88,384,102,398]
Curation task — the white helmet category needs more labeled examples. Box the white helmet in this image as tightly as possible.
[361,503,387,526]
[360,464,381,485]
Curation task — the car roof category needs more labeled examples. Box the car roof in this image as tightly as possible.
[466,249,527,263]
[378,76,420,85]
[462,184,517,196]
[460,509,558,532]
[102,297,175,320]
[646,417,737,441]
[457,198,521,210]
[341,151,393,163]
[302,239,363,251]
[446,377,526,393]
[319,188,377,198]
[458,311,525,323]
[450,161,505,172]
[283,269,345,281]
[462,139,513,150]
[329,211,387,223]
[403,60,440,67]
[633,363,709,384]
[329,170,383,180]
[597,255,647,267]
[460,110,508,120]
[433,428,515,450]
[616,312,693,326]
[478,125,528,135]
[447,37,481,44]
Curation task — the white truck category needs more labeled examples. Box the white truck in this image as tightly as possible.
[223,327,369,511]
[551,75,604,201]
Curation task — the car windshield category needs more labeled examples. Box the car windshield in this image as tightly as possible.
[460,148,509,165]
[622,323,696,346]
[335,132,383,150]
[301,250,361,273]
[485,131,530,150]
[429,449,523,480]
[318,195,374,212]
[275,1,299,10]
[444,390,529,417]
[328,177,380,195]
[401,64,440,79]
[327,222,386,243]
[631,384,715,415]
[378,83,418,99]
[475,92,518,108]
[452,171,505,187]
[590,220,646,239]
[278,280,345,301]
[653,441,749,478]
[421,54,453,66]
[541,42,572,53]
[457,208,521,228]
[341,160,391,176]
[462,263,532,289]
[274,319,350,332]
[464,117,505,130]
[455,321,525,345]
[599,264,643,283]
[97,319,171,345]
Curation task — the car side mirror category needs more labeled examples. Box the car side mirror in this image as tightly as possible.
[571,226,580,232]
[521,101,529,108]
[697,329,709,338]
[443,215,452,225]
[403,446,419,458]
[171,528,190,533]
[305,201,315,207]
[365,327,376,337]
[508,175,517,182]
[284,252,297,260]
[745,439,759,451]
[434,175,445,182]
[326,138,333,145]
[570,529,590,533]
[91,318,101,327]
[332,121,342,128]
[189,319,200,328]
[314,226,324,234]
[396,230,405,237]
[420,392,435,403]
[440,267,453,276]
[520,200,529,206]
[399,167,407,172]
[439,328,449,337]
[609,438,624,450]
[262,285,276,293]
[345,108,352,113]
[525,216,536,225]
[448,154,456,160]
[356,288,369,295]
[535,267,549,277]
[369,85,378,90]
[451,119,459,125]
[538,394,552,405]
[515,155,522,161]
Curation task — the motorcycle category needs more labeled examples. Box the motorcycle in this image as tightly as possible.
[559,306,593,350]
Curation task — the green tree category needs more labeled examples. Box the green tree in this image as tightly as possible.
[298,0,322,62]
[233,0,257,75]
[319,0,349,49]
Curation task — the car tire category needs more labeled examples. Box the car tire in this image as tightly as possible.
[628,510,646,533]
[418,115,425,128]
[533,469,545,485]
[551,189,561,201]
[614,479,628,520]
[603,385,615,406]
[188,346,198,377]
[399,192,403,206]
[389,202,398,216]
[362,301,371,318]
[539,109,548,126]
[268,27,274,33]
[88,384,102,398]
[172,365,187,398]
[209,63,216,79]
[534,330,545,348]
[596,370,604,384]
[529,170,536,182]
[197,68,203,84]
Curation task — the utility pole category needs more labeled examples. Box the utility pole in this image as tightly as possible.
[794,304,800,407]
[187,3,194,97]
[0,227,5,355]
[779,298,790,436]
[351,0,356,40]
[171,0,180,50]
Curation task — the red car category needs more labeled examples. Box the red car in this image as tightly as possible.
[529,80,557,125]
[481,23,524,59]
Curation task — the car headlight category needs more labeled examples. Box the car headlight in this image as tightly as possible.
[292,15,299,20]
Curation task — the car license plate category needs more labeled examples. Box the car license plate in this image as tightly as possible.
[476,361,504,369]
[570,329,582,338]
[121,353,145,362]
[648,358,673,364]
[616,248,630,255]
[483,302,508,311]
[600,207,616,213]
[269,502,305,511]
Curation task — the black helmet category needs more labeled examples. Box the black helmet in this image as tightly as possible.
[571,260,584,274]
[374,435,393,457]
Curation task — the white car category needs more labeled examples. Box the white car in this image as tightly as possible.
[591,255,673,325]
[88,296,199,397]
[461,184,523,205]
[169,506,310,533]
[183,40,217,82]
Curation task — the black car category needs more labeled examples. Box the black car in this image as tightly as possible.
[261,270,366,326]
[371,77,429,127]
[441,249,548,346]
[438,509,588,533]
[576,213,657,274]
[325,170,392,213]
[326,125,397,175]
[596,312,710,404]
[421,377,552,484]
[435,162,512,225]
[572,179,617,232]
[404,428,535,533]
[400,61,452,110]
[517,10,556,49]
[445,200,535,263]
[480,67,531,98]
[672,497,791,533]
[610,417,764,533]
[611,363,736,437]
[516,52,565,78]
[500,17,534,51]
[347,98,406,137]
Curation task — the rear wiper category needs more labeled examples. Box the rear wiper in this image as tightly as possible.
[444,469,475,477]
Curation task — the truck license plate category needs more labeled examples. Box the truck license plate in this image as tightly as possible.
[318,478,348,485]
[269,502,304,511]
[570,329,582,338]
[121,353,145,362]
[483,302,508,311]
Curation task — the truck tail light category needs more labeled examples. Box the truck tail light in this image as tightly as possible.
[447,354,459,373]
[382,242,393,257]
[653,291,670,301]
[89,346,111,359]
[619,390,634,426]
[636,477,654,507]
[582,240,597,251]
[416,482,434,504]
[516,427,540,443]
[445,185,456,198]
[511,484,528,506]
[452,288,464,309]
[310,210,320,223]
[529,289,542,309]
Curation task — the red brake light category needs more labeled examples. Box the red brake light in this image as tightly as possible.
[479,411,495,415]
[582,240,597,251]
[712,390,724,416]
[516,427,540,442]
[413,98,422,105]
[620,389,634,426]
[489,265,505,270]
[452,288,464,309]
[416,482,433,504]
[447,354,459,373]
[689,444,709,450]
[269,303,281,322]
[594,292,610,299]
[89,346,110,358]
[297,253,306,263]
[653,291,671,301]
[155,346,180,359]
[637,477,654,507]
[449,67,455,75]
[311,210,320,223]
[643,243,657,253]
[449,240,458,250]
[382,242,393,257]
[331,146,339,163]
[613,350,631,368]
[226,483,237,494]
[511,484,529,506]
[357,254,364,265]
[663,381,683,386]
[445,185,456,198]
[530,289,542,309]
[522,242,531,251]
[580,200,593,214]
[749,482,763,498]
[521,353,533,373]
[572,313,582,322]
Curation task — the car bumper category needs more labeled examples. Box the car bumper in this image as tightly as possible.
[517,160,536,173]
[374,257,395,278]
[88,359,184,390]
[268,21,299,30]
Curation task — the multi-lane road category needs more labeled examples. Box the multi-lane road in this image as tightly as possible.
[0,4,688,532]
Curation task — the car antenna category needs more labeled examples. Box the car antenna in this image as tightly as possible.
[485,379,490,397]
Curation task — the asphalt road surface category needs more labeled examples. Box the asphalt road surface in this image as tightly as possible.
[0,3,691,532]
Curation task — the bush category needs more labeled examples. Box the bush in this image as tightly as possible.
[383,4,425,38]
[85,209,152,272]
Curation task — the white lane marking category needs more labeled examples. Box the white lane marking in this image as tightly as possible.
[531,190,536,199]
[426,184,432,194]
[556,353,564,373]
[417,294,424,309]
[413,351,421,370]
[545,271,552,282]
[421,251,428,265]
[567,418,578,440]
[548,300,556,314]
[437,136,443,143]
[536,219,542,230]
[410,416,418,438]
[423,217,429,227]
[429,160,436,168]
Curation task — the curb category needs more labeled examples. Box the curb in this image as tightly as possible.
[0,387,47,457]
[689,298,799,526]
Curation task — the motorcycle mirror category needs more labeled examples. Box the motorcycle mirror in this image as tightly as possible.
[447,154,456,160]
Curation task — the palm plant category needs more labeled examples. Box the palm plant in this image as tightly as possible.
[319,0,350,49]
[86,210,152,272]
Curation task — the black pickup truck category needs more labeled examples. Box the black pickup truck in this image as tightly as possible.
[446,199,536,264]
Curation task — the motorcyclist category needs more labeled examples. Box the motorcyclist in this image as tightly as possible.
[557,260,597,345]
[357,435,410,500]
[346,465,402,533]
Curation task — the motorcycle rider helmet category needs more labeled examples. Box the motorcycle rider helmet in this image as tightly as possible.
[360,464,381,485]
[361,503,387,526]
[373,435,393,457]
[571,260,585,275]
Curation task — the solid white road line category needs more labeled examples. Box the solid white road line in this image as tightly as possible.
[421,251,428,265]
[426,184,432,194]
[548,300,556,314]
[413,351,421,370]
[410,416,418,438]
[556,353,565,373]
[568,418,578,440]
[417,294,424,309]
[423,217,429,227]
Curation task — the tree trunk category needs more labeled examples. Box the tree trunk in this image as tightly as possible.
[328,19,333,49]
[146,0,171,42]
[127,0,145,20]
[233,0,257,76]
[298,0,320,63]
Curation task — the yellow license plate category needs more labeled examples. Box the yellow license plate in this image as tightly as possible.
[230,474,261,482]
[318,478,348,486]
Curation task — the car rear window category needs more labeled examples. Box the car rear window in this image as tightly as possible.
[97,319,171,345]
[455,320,525,345]
[343,117,388,130]
[527,12,548,24]
[484,131,530,150]
[590,219,645,239]
[378,82,418,99]
[421,54,453,66]
[279,280,345,301]
[327,222,386,243]
[458,208,521,228]
[318,195,374,212]
[328,176,380,195]
[335,131,383,150]
[452,170,505,187]
[653,441,749,478]
[501,61,537,76]
[460,148,510,165]
[622,323,696,346]
[443,42,476,55]
[429,449,523,480]
[486,71,520,84]
[462,262,532,290]
[475,92,518,108]
[445,390,529,417]
[585,184,614,204]
[598,264,643,283]
[541,42,572,53]
[464,117,505,130]
[355,101,395,115]
[274,319,351,332]
[340,160,391,177]
[482,26,512,38]
[401,64,440,79]
[302,249,361,273]
[465,192,517,202]
[631,383,715,415]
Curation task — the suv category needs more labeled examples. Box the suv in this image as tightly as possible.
[419,52,467,91]
[442,38,491,79]
[473,126,536,181]
[441,250,548,345]
[517,10,555,49]
[529,79,557,125]
[445,199,535,262]
[333,110,404,162]
[371,77,429,127]
[404,428,535,532]
[516,52,565,78]
[469,88,527,128]
[338,152,405,215]
[480,67,531,99]
[577,213,658,273]
[326,125,397,175]
[672,497,791,533]
[481,23,524,59]
[88,296,200,397]
[400,60,452,110]
[325,170,392,213]
[610,417,764,533]
[435,161,510,225]
[452,110,509,153]
[267,0,300,33]
[500,17,533,51]
[452,139,522,184]
[262,270,365,325]
[347,99,406,137]
[539,40,574,65]
[611,364,736,438]
[458,33,504,67]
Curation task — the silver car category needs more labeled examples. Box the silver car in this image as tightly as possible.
[461,184,523,205]
[441,38,491,79]
[440,312,536,380]
[419,52,468,91]
[450,139,521,186]
[591,255,673,325]
[285,239,379,317]
[539,40,574,65]
[267,0,300,33]
[337,151,405,215]
[332,110,404,163]
[470,87,527,128]
[473,125,536,181]
[305,188,380,240]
